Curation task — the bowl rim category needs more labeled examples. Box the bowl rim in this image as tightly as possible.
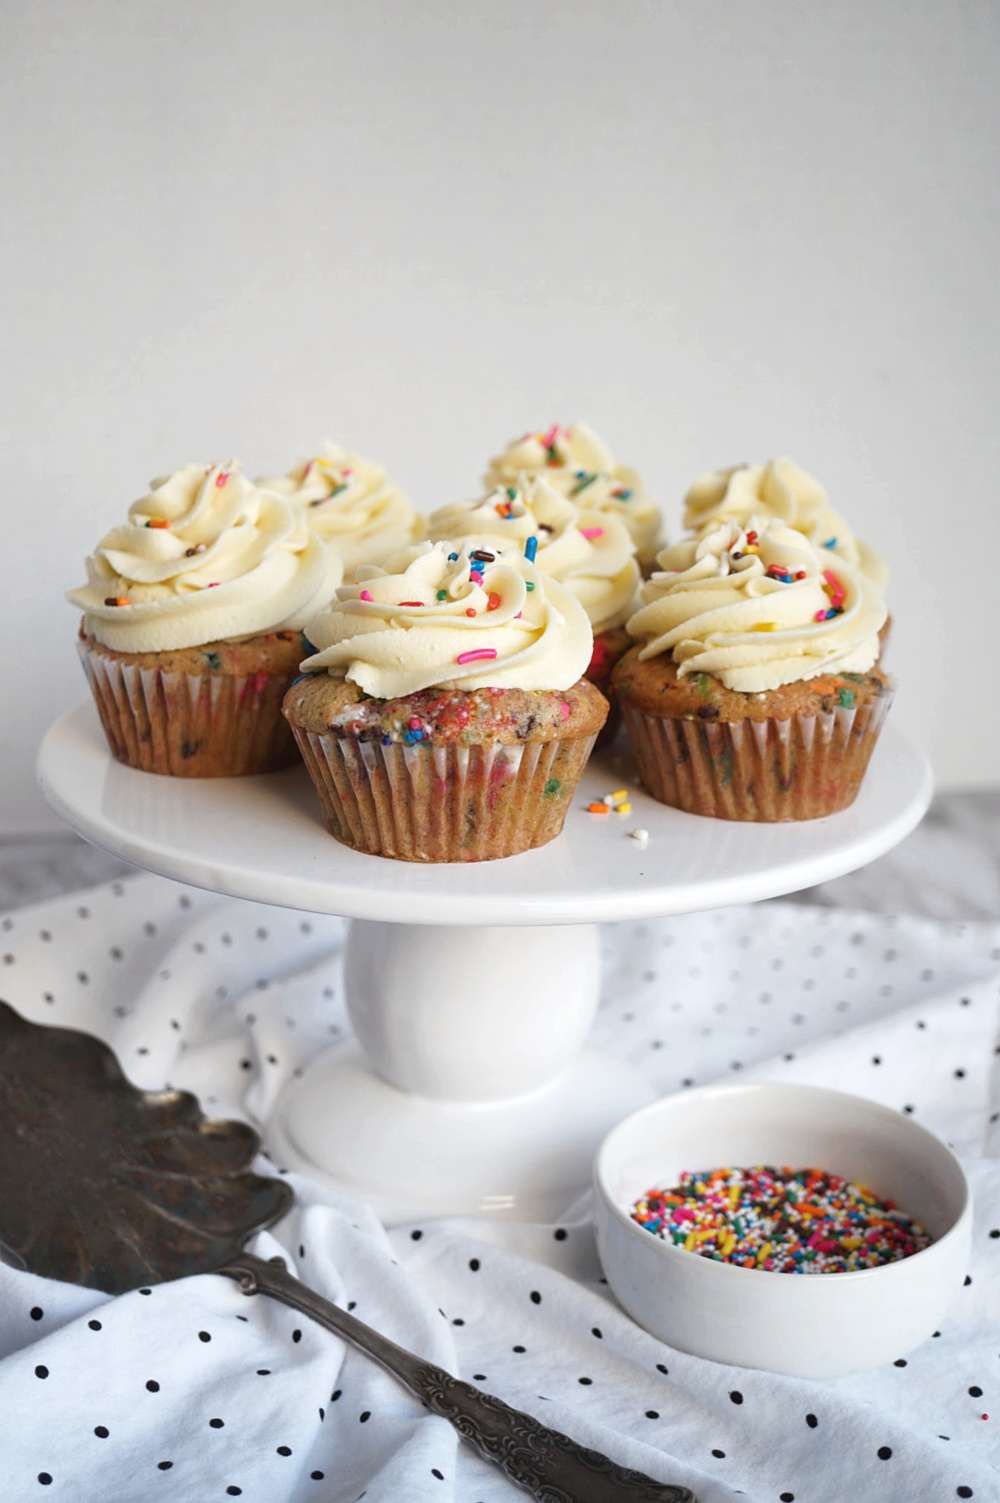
[593,1079,973,1284]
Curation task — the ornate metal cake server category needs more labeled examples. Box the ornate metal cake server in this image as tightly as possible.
[0,1000,695,1503]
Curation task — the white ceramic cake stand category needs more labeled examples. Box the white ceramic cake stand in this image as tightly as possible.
[38,702,932,1222]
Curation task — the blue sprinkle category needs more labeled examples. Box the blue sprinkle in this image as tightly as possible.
[823,538,837,549]
[382,734,391,746]
[524,536,538,563]
[291,673,315,686]
[448,552,459,562]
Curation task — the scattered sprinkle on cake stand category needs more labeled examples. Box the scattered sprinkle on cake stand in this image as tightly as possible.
[38,701,931,1223]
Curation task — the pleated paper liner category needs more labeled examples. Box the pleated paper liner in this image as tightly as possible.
[79,640,300,777]
[621,691,893,822]
[292,727,599,862]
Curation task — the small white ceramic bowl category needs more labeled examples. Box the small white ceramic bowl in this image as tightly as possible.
[593,1081,972,1378]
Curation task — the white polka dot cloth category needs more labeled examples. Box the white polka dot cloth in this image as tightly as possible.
[1,873,998,1503]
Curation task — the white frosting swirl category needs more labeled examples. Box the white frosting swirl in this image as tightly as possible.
[301,540,592,696]
[627,519,886,692]
[427,478,640,632]
[259,441,423,575]
[67,462,342,653]
[483,422,662,564]
[682,458,888,590]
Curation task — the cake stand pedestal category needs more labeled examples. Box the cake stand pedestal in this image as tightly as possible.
[38,703,932,1222]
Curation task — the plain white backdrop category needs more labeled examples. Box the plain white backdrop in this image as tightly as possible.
[2,0,998,833]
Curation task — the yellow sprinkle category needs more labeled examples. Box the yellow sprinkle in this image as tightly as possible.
[757,1242,772,1261]
[684,1233,696,1252]
[752,623,777,631]
[842,1237,862,1250]
[722,1234,736,1256]
[743,543,760,553]
[616,802,632,816]
[611,788,627,802]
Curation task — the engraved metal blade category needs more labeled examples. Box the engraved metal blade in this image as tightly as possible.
[0,1000,695,1503]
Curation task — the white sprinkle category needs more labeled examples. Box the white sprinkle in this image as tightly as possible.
[630,828,650,847]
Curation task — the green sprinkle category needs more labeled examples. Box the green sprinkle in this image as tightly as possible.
[837,687,855,708]
[694,673,710,698]
[570,472,599,497]
[842,672,865,683]
[437,589,448,600]
[329,481,348,498]
[543,777,562,798]
[526,582,535,591]
[506,486,517,501]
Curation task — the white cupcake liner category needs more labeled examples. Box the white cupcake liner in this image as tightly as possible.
[79,641,299,777]
[621,691,893,821]
[291,727,598,861]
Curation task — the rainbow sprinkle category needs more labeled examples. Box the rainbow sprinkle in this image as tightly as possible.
[631,1167,931,1273]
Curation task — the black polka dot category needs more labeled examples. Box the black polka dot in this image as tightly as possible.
[872,1055,882,1065]
[553,1228,567,1241]
[146,1380,159,1392]
[780,1494,795,1502]
[646,1410,660,1419]
[331,1389,342,1402]
[965,1275,973,1286]
[877,1445,892,1460]
[30,1307,43,1321]
[530,1291,541,1304]
[139,1288,151,1296]
[226,1490,241,1497]
[969,1386,983,1397]
[989,1229,999,1239]
[957,1488,973,1498]
[656,1363,668,1375]
[209,1417,224,1428]
[292,1329,302,1343]
[893,1359,907,1367]
[157,1461,172,1470]
[310,1472,324,1481]
[473,1374,487,1381]
[592,1327,603,1339]
[198,1331,211,1343]
[512,1345,526,1353]
[38,1475,52,1487]
[578,1376,593,1385]
[955,1069,966,1079]
[469,1258,480,1271]
[410,1229,423,1241]
[729,1390,743,1404]
[257,1370,270,1376]
[805,1412,818,1427]
[359,1411,371,1423]
[431,1470,444,1481]
[451,1317,463,1326]
[94,1426,109,1438]
[35,1365,48,1379]
[711,1447,725,1457]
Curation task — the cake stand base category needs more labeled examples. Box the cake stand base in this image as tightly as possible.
[268,1044,656,1224]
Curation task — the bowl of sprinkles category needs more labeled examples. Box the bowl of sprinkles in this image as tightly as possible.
[593,1082,971,1377]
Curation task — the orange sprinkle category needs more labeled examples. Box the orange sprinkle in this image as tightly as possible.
[146,518,170,529]
[588,802,610,814]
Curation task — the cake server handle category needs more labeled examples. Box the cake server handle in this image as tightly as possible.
[220,1251,696,1503]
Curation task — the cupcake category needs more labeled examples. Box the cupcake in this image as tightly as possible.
[284,540,608,861]
[484,422,663,569]
[259,440,423,577]
[67,461,342,777]
[613,518,891,821]
[682,458,888,591]
[427,477,639,735]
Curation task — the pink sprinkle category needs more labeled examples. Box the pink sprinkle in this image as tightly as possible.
[514,611,522,619]
[456,648,498,665]
[558,701,571,721]
[215,471,229,488]
[342,468,353,477]
[814,609,826,622]
[542,422,561,448]
[580,526,604,539]
[208,582,220,588]
[360,590,373,601]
